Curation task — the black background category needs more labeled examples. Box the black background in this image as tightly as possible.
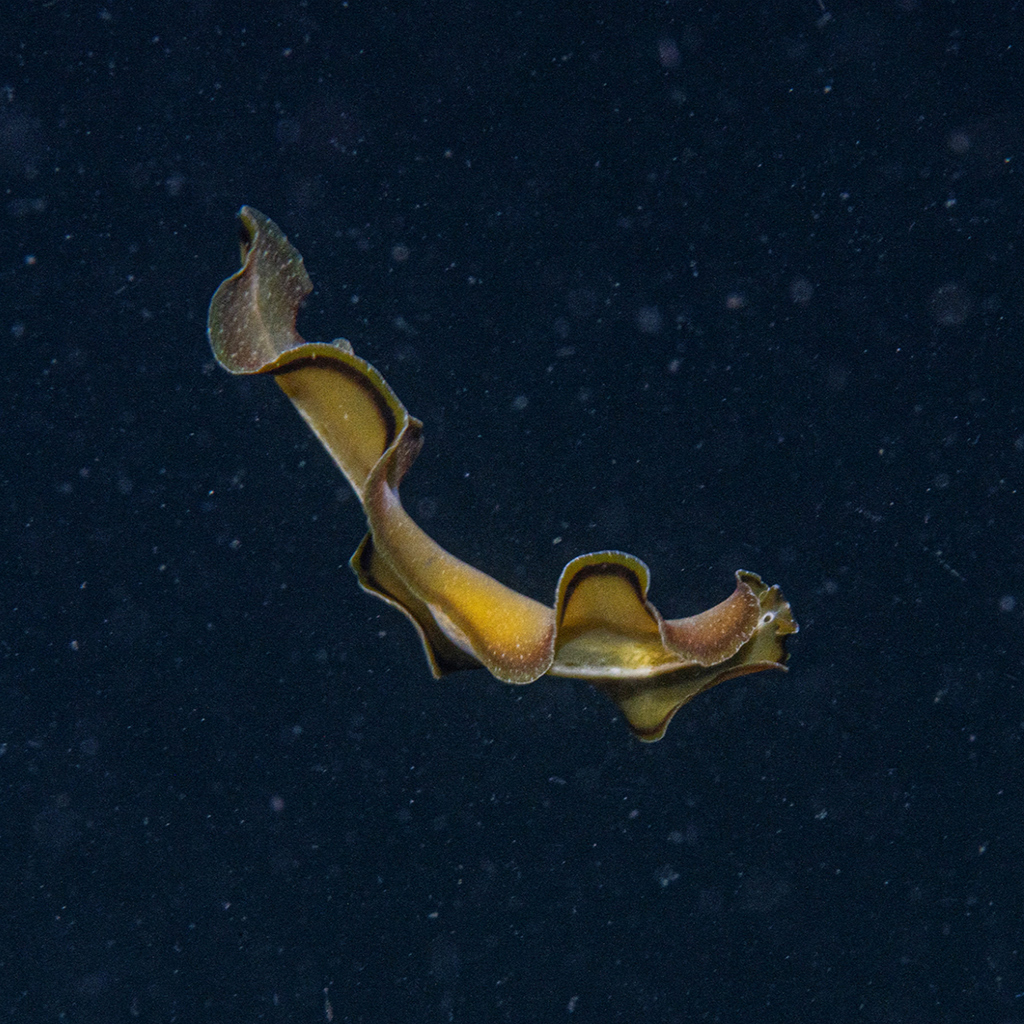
[3,1,1024,1021]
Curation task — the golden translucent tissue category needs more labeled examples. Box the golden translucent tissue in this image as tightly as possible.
[208,207,797,740]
